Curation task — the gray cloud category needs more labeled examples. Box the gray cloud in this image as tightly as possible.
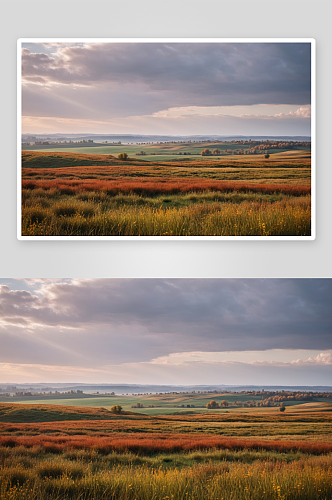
[0,279,331,368]
[22,42,311,119]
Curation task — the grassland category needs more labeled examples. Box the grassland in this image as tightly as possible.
[21,146,312,237]
[0,399,331,500]
[1,391,329,415]
[21,140,311,163]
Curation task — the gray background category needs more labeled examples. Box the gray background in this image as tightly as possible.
[1,0,330,278]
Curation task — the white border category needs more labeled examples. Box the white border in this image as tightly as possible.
[17,38,316,241]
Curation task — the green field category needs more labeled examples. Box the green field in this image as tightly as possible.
[21,140,311,162]
[0,391,329,416]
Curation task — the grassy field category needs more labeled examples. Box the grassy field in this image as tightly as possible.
[21,147,312,237]
[21,140,311,162]
[1,391,329,415]
[0,399,331,499]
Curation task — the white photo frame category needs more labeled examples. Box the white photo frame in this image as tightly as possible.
[17,38,316,240]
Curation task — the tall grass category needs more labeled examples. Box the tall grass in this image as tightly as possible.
[21,150,312,236]
[1,434,331,455]
[0,400,329,500]
[22,178,311,196]
[23,165,311,184]
[0,448,331,500]
[22,191,311,236]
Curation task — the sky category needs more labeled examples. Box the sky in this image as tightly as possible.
[21,41,312,136]
[0,278,331,385]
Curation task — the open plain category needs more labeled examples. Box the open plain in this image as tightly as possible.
[21,142,311,237]
[0,390,331,499]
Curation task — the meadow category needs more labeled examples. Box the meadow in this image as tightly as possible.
[20,143,312,237]
[0,396,331,500]
[21,139,311,162]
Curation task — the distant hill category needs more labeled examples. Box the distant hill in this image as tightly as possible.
[21,151,150,169]
[0,403,146,423]
[22,151,117,169]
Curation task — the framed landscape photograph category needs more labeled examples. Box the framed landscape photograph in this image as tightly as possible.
[18,38,315,239]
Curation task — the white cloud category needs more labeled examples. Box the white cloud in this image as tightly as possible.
[292,351,332,365]
[150,349,332,366]
[274,105,311,119]
[152,104,311,120]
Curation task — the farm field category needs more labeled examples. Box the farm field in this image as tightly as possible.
[0,398,331,500]
[1,390,330,415]
[21,140,311,161]
[21,144,312,237]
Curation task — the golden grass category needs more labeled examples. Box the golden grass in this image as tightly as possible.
[21,151,312,237]
[0,449,331,500]
[22,193,311,236]
[0,401,330,500]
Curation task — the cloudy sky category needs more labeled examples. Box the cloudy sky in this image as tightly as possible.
[21,41,312,136]
[0,279,330,385]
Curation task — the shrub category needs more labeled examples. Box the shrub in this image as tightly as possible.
[118,153,128,160]
[206,400,219,409]
[110,405,123,414]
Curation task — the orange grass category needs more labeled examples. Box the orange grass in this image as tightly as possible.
[0,433,331,455]
[22,178,310,197]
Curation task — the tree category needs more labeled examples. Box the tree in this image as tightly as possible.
[201,149,212,156]
[118,152,128,160]
[213,148,221,155]
[220,400,229,407]
[206,400,219,409]
[111,405,123,414]
[280,404,286,412]
[264,153,270,159]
